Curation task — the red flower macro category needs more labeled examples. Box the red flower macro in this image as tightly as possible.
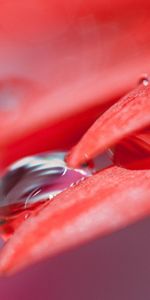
[0,0,150,299]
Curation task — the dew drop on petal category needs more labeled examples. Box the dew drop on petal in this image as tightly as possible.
[0,151,92,239]
[138,74,150,86]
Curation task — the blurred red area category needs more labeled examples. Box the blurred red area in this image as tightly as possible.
[1,0,150,159]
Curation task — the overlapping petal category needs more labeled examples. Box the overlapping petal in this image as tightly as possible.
[112,127,150,169]
[0,166,150,274]
[1,0,150,152]
[0,0,150,279]
[68,84,150,167]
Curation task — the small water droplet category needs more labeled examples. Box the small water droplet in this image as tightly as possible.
[0,151,92,239]
[138,74,150,86]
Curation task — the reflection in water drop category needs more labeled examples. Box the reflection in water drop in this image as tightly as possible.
[0,151,91,239]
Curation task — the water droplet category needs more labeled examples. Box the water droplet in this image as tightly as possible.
[0,151,91,239]
[138,74,150,86]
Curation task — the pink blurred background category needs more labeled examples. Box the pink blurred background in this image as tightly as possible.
[0,218,150,300]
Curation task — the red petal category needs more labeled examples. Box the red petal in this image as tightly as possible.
[0,98,115,170]
[68,84,150,167]
[112,127,150,169]
[0,166,150,274]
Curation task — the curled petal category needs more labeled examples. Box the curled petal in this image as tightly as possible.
[67,84,150,167]
[0,166,150,274]
[112,127,150,169]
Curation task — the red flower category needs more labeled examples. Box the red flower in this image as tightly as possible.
[0,0,150,281]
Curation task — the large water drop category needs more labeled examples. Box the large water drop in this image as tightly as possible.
[0,151,91,239]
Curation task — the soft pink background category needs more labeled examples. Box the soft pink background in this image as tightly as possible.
[0,218,150,300]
